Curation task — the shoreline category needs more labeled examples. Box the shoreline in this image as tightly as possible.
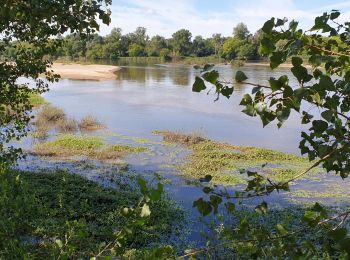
[50,63,121,81]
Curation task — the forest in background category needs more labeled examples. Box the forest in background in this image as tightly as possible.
[3,23,267,61]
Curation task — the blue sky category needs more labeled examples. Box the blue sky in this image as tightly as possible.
[100,0,350,37]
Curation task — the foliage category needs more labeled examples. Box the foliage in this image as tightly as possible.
[0,169,183,259]
[191,11,350,258]
[171,29,193,57]
[0,0,111,166]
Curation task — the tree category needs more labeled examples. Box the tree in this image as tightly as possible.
[233,22,250,40]
[0,0,111,167]
[171,29,192,56]
[103,28,122,59]
[146,35,167,56]
[128,43,145,57]
[192,11,350,258]
[221,37,244,60]
[129,27,149,47]
[211,33,225,57]
[192,36,214,57]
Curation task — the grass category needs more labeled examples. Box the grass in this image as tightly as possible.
[29,93,47,108]
[56,118,78,133]
[35,105,66,125]
[79,116,105,131]
[33,106,105,139]
[156,130,310,185]
[0,169,184,259]
[153,130,206,145]
[31,134,149,162]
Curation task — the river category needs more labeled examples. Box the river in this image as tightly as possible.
[44,62,307,154]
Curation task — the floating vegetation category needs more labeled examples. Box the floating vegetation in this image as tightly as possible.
[31,134,150,163]
[0,170,185,258]
[155,130,312,185]
[153,130,206,145]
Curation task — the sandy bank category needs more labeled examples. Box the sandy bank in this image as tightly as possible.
[50,63,120,81]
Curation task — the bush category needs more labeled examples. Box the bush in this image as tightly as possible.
[78,116,105,131]
[56,118,78,133]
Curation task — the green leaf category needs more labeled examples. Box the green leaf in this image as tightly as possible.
[260,110,276,127]
[192,76,206,92]
[137,177,148,195]
[276,224,288,236]
[260,37,276,55]
[291,65,312,84]
[312,120,328,134]
[225,202,235,213]
[319,75,335,91]
[242,105,256,117]
[193,198,212,216]
[291,56,303,67]
[328,228,347,242]
[276,17,287,27]
[140,204,151,217]
[235,71,248,83]
[277,107,291,127]
[330,11,340,20]
[255,201,268,215]
[262,18,275,33]
[240,94,253,105]
[203,70,219,84]
[221,86,234,99]
[321,110,334,122]
[270,51,286,69]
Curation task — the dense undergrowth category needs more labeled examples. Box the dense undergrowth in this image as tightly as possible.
[0,169,184,259]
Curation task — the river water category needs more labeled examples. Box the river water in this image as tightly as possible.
[44,63,307,154]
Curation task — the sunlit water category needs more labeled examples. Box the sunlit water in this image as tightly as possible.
[44,63,308,154]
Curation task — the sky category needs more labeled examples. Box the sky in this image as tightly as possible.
[100,0,350,38]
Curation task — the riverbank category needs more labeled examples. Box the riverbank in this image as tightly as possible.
[50,63,120,81]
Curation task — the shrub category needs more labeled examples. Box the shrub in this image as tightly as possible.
[56,118,78,133]
[78,116,105,131]
[35,105,66,126]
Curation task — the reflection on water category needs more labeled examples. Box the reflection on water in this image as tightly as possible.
[44,62,310,154]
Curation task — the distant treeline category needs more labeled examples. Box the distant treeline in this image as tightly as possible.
[3,23,286,62]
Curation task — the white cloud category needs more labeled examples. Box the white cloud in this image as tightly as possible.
[99,0,350,38]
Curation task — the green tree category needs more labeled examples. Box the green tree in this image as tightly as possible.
[146,35,167,56]
[129,27,149,47]
[171,29,192,56]
[233,22,250,40]
[192,11,350,258]
[221,37,244,60]
[103,28,122,59]
[0,0,111,166]
[192,36,214,57]
[211,33,225,57]
[128,43,145,57]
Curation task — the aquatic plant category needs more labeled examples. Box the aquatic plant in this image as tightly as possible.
[56,118,78,133]
[79,115,105,131]
[0,169,184,259]
[31,134,149,162]
[35,105,66,125]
